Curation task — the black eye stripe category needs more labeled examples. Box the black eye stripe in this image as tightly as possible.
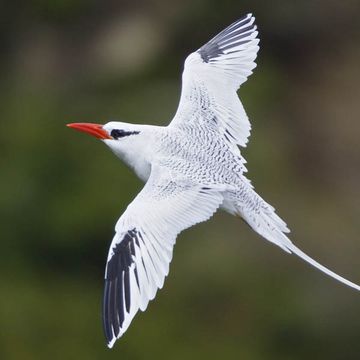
[110,129,140,139]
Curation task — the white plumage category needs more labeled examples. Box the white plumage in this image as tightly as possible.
[67,14,359,349]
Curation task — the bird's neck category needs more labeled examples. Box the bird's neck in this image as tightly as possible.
[106,126,159,182]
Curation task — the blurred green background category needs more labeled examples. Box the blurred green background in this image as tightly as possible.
[1,1,360,359]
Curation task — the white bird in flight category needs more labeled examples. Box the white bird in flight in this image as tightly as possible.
[67,14,359,348]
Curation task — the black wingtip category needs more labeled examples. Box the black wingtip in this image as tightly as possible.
[102,228,142,349]
[198,14,257,63]
[107,338,116,349]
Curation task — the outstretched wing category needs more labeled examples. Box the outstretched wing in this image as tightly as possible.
[170,14,259,148]
[103,165,223,348]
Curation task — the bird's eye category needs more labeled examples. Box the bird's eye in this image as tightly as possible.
[110,129,125,139]
[110,129,140,139]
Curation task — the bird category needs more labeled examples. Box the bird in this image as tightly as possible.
[67,13,360,348]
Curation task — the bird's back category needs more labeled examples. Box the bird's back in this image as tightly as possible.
[156,125,247,187]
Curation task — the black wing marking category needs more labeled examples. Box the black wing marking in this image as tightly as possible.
[103,228,140,345]
[198,14,256,63]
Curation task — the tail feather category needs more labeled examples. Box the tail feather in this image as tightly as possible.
[285,241,360,291]
[227,183,360,291]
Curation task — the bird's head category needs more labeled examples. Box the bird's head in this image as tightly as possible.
[67,121,141,145]
[67,121,151,179]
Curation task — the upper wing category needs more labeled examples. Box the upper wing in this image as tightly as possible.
[170,14,259,148]
[103,165,223,348]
